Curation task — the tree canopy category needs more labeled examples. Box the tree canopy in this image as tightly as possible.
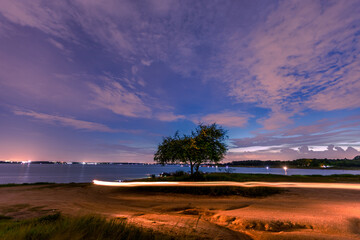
[154,123,228,175]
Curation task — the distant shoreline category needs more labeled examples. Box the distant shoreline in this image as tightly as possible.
[228,165,360,170]
[1,162,360,170]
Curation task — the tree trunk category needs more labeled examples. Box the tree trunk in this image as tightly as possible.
[189,161,194,175]
[195,164,200,173]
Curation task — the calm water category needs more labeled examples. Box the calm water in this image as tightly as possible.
[1,163,360,184]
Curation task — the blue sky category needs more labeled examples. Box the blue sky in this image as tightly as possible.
[0,0,360,162]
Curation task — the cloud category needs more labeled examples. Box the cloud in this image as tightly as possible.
[231,114,360,150]
[2,1,359,127]
[228,113,360,160]
[47,38,64,50]
[141,59,152,66]
[97,143,154,155]
[227,144,360,161]
[257,111,293,130]
[232,128,360,149]
[282,120,334,136]
[89,76,184,122]
[13,109,116,132]
[0,1,75,40]
[193,111,252,127]
[155,112,185,122]
[89,78,152,118]
[0,0,238,78]
[298,146,310,154]
[207,0,360,129]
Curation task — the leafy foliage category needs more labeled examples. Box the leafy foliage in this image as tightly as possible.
[154,124,228,175]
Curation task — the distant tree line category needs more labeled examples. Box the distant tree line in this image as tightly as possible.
[227,156,360,168]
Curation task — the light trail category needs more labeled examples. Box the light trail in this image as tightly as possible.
[92,180,360,190]
[93,180,180,187]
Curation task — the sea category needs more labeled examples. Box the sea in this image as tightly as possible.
[1,163,360,184]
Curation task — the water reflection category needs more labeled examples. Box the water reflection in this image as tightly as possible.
[18,163,31,183]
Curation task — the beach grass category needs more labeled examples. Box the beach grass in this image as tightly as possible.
[0,213,202,240]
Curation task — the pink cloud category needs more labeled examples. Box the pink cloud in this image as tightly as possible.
[47,38,64,50]
[258,111,293,130]
[194,111,251,127]
[0,1,74,40]
[155,112,185,122]
[283,120,334,136]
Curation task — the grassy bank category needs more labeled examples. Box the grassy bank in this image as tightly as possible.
[0,182,56,188]
[0,213,201,240]
[139,172,360,183]
[118,186,283,197]
[0,182,91,188]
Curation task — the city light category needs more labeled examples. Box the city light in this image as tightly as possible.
[283,166,288,175]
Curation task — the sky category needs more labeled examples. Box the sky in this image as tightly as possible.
[0,0,360,163]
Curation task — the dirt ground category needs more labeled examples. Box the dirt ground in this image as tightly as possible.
[0,184,359,240]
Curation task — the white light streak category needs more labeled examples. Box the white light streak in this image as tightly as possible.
[92,180,360,190]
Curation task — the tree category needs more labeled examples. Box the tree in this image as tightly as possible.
[154,123,228,175]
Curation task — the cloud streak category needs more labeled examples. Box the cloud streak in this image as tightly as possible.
[14,109,116,132]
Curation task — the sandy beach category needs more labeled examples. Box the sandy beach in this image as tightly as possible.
[0,183,359,239]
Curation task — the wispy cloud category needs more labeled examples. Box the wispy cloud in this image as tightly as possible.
[0,1,75,40]
[257,112,293,130]
[155,112,185,122]
[89,78,152,118]
[14,109,116,132]
[192,111,252,127]
[89,76,184,122]
[97,143,154,155]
